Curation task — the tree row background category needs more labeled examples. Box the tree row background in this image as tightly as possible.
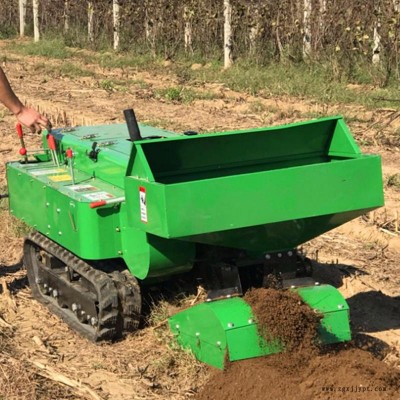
[1,1,400,81]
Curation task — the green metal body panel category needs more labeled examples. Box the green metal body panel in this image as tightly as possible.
[7,123,195,279]
[168,285,350,369]
[296,285,351,343]
[125,116,383,253]
[7,163,123,259]
[126,157,381,251]
[7,116,383,278]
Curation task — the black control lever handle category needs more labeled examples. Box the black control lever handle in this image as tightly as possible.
[88,141,100,161]
[124,109,142,142]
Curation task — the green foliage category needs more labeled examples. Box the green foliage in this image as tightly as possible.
[0,0,400,82]
[130,80,151,89]
[248,100,266,113]
[31,61,93,79]
[142,119,170,128]
[13,38,72,59]
[0,25,17,39]
[58,62,95,78]
[99,79,115,91]
[98,78,144,92]
[11,215,33,238]
[4,33,400,110]
[155,86,219,104]
[97,51,158,70]
[387,174,400,190]
[147,300,171,327]
[158,86,182,102]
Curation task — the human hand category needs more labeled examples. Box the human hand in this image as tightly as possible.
[15,106,51,134]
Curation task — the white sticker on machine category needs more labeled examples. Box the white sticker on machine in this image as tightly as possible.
[69,184,99,193]
[83,191,115,201]
[139,186,148,223]
[30,168,64,176]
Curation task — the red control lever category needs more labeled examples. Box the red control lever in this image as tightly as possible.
[90,200,107,209]
[66,148,75,184]
[89,197,125,209]
[16,123,23,139]
[47,134,56,150]
[46,134,59,166]
[16,123,28,163]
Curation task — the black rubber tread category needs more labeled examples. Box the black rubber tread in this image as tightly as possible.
[110,270,141,337]
[24,231,120,342]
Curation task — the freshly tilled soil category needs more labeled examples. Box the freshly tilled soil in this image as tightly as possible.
[196,288,400,400]
[244,287,321,352]
[196,348,400,400]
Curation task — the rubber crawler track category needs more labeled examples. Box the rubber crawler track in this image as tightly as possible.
[24,231,130,342]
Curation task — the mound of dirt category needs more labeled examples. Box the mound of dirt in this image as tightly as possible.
[244,287,321,352]
[196,288,400,400]
[196,348,400,400]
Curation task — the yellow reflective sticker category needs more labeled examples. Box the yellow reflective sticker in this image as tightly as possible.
[48,174,71,182]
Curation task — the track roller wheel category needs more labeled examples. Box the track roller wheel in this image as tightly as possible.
[110,270,142,337]
[24,231,119,342]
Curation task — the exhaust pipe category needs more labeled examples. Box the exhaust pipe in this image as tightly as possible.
[124,109,142,142]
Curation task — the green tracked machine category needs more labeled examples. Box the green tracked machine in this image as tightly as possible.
[6,111,383,369]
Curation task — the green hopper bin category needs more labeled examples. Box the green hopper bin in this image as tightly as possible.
[126,116,383,254]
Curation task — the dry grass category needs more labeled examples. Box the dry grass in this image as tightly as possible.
[0,288,211,400]
[0,296,77,400]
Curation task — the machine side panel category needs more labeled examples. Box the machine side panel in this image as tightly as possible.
[119,203,195,280]
[7,163,122,260]
[126,156,383,242]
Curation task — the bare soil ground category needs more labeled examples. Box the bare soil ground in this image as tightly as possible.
[0,40,400,399]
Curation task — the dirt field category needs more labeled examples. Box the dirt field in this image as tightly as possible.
[0,40,400,399]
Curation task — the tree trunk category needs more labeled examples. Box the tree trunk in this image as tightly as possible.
[33,0,40,42]
[113,0,120,51]
[88,1,94,44]
[249,6,260,55]
[64,0,70,34]
[372,7,381,66]
[19,0,27,37]
[319,0,326,27]
[184,6,193,54]
[314,0,326,50]
[275,11,284,61]
[318,0,326,35]
[303,0,312,59]
[224,0,233,68]
[393,0,400,78]
[144,3,156,57]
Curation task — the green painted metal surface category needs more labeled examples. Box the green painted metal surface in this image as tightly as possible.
[168,285,350,369]
[126,157,381,248]
[126,116,383,253]
[7,116,383,279]
[168,297,281,370]
[295,285,351,344]
[7,123,195,279]
[7,163,123,259]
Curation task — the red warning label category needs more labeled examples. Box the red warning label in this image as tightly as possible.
[139,186,148,223]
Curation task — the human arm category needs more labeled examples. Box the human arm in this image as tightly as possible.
[0,66,50,133]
